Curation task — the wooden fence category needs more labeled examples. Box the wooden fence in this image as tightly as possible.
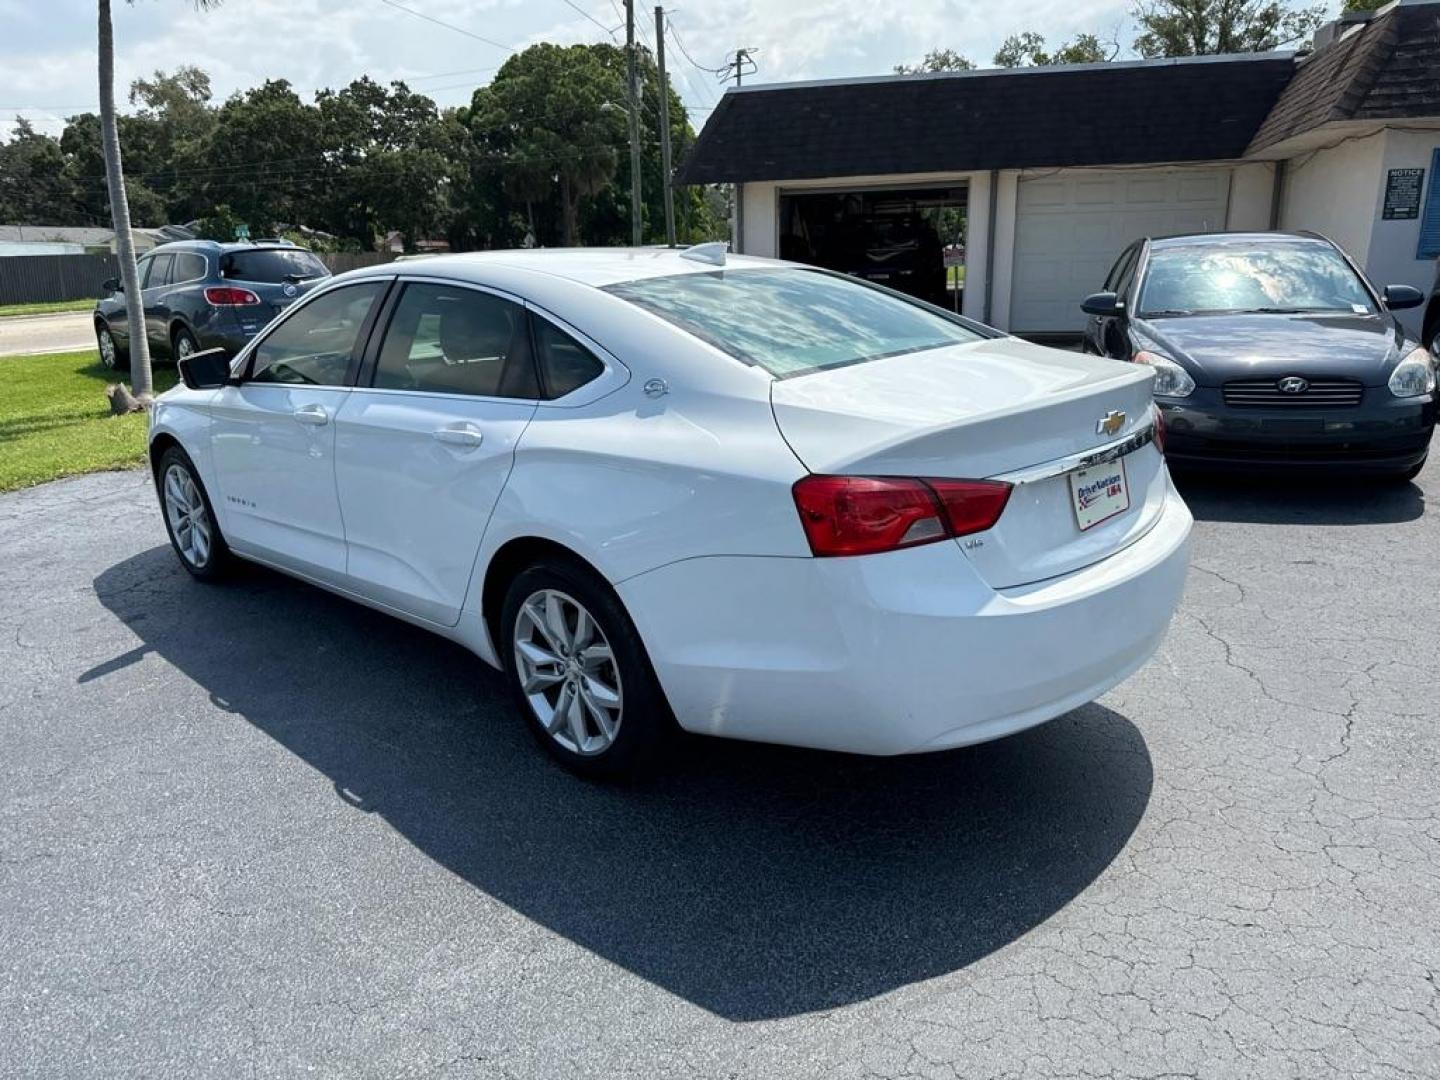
[0,254,119,305]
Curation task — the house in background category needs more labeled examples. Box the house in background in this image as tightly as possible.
[0,225,183,257]
[679,0,1440,339]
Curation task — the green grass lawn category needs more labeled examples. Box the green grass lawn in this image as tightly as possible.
[0,298,97,318]
[0,349,176,493]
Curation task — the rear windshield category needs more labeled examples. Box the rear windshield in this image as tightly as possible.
[604,268,985,377]
[220,248,329,284]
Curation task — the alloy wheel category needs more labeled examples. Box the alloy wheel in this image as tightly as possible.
[513,588,623,756]
[163,463,212,569]
[98,328,117,369]
[175,332,195,361]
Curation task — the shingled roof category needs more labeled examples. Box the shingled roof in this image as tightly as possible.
[1248,1,1440,154]
[676,53,1297,185]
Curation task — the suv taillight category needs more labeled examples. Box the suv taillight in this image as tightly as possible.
[204,286,261,306]
[792,475,1012,557]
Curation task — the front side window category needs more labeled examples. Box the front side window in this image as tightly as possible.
[1103,245,1137,292]
[249,282,384,386]
[222,248,329,284]
[1138,241,1376,316]
[532,317,604,399]
[373,283,537,398]
[605,268,985,378]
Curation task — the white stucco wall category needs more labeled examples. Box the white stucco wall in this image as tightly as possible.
[1364,128,1440,336]
[1226,162,1278,230]
[738,181,778,257]
[1279,132,1387,267]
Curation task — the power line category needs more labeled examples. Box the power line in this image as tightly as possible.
[375,0,514,52]
[558,0,617,40]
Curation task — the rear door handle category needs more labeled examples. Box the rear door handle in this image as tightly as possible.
[433,423,484,448]
[293,404,329,426]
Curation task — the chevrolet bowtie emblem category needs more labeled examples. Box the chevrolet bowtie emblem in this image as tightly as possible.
[1096,410,1127,436]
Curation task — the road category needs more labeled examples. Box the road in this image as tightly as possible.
[1,461,1437,1078]
[0,312,95,357]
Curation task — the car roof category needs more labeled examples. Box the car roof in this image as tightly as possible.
[339,247,786,289]
[1147,231,1331,249]
[147,239,313,254]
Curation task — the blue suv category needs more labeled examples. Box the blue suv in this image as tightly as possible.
[94,239,331,370]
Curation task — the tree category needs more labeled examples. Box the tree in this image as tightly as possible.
[468,44,627,246]
[894,48,975,74]
[1131,0,1326,58]
[994,31,1114,66]
[97,1,218,406]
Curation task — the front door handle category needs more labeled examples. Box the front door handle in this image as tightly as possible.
[293,404,329,426]
[433,423,484,448]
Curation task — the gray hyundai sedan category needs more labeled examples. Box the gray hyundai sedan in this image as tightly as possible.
[94,239,330,371]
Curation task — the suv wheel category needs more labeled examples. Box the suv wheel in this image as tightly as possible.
[172,326,199,363]
[97,324,129,371]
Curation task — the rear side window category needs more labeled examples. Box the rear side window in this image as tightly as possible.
[605,268,983,377]
[532,317,604,399]
[173,253,207,282]
[221,248,328,284]
[373,282,538,399]
[249,282,384,386]
[142,254,172,288]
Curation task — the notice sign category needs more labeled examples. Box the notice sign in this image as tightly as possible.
[1383,168,1424,220]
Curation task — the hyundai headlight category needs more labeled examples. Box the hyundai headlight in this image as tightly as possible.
[1134,349,1197,398]
[1389,346,1436,398]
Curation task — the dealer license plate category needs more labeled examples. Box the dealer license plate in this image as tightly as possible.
[1069,458,1131,531]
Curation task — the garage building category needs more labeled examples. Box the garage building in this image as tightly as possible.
[677,0,1440,339]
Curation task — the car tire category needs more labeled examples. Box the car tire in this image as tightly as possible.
[97,323,129,372]
[171,326,199,364]
[500,558,673,780]
[157,446,232,581]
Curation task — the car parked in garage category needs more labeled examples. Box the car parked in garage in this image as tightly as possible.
[1081,231,1437,479]
[94,239,330,371]
[148,246,1191,778]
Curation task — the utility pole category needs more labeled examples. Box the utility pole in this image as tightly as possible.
[625,0,643,246]
[719,47,756,87]
[654,5,676,247]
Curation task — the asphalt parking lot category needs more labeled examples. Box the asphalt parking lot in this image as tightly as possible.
[1,457,1437,1079]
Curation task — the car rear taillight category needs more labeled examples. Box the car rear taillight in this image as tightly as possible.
[204,286,261,306]
[1151,403,1166,454]
[792,475,1012,558]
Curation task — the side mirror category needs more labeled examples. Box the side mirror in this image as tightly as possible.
[102,277,121,293]
[1081,290,1125,317]
[177,347,235,390]
[1382,284,1425,311]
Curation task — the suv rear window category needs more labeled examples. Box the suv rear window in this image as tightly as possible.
[220,248,328,284]
[604,268,984,377]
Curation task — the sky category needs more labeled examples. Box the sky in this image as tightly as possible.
[0,0,1147,139]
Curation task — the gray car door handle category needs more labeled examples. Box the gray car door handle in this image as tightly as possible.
[293,404,329,426]
[433,424,484,448]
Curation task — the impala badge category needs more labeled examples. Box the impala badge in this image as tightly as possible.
[1096,410,1127,436]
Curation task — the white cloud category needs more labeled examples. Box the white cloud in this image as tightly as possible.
[1,0,1146,140]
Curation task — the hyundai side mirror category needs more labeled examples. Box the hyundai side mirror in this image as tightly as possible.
[1081,291,1125,317]
[1382,284,1425,311]
[177,347,236,390]
[102,277,121,293]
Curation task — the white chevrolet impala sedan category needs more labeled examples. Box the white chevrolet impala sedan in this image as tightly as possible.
[149,245,1192,777]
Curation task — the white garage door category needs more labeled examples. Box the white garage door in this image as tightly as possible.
[1010,169,1231,333]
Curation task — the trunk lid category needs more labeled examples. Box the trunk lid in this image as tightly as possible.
[770,338,1166,588]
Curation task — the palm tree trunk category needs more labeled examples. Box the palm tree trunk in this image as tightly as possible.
[98,0,153,400]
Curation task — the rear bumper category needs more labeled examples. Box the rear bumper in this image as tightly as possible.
[1158,389,1435,473]
[618,485,1192,755]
